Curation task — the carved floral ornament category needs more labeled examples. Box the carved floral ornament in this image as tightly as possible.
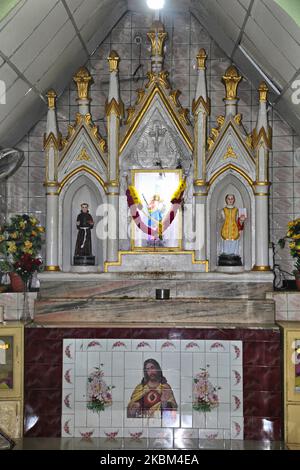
[73,67,93,101]
[222,65,242,101]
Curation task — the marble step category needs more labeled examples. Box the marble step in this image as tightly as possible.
[39,279,272,300]
[34,297,275,325]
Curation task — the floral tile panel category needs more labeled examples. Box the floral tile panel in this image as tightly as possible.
[62,339,243,439]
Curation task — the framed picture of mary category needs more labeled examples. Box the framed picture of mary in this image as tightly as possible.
[131,169,182,251]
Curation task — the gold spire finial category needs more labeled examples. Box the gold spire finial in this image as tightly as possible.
[46,89,57,109]
[258,82,268,102]
[107,50,120,72]
[73,67,92,101]
[196,49,207,70]
[222,65,242,100]
[147,21,167,58]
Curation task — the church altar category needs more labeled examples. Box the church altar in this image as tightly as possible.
[43,20,271,276]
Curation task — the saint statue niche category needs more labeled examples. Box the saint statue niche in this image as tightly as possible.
[218,194,246,266]
[73,203,95,266]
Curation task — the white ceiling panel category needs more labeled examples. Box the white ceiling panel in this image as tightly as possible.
[204,0,240,43]
[10,2,69,73]
[0,0,59,57]
[0,78,30,123]
[0,90,45,147]
[73,0,106,30]
[262,0,300,44]
[216,0,247,28]
[0,62,18,90]
[36,37,87,94]
[251,1,300,69]
[23,21,76,84]
[65,0,85,14]
[238,0,251,9]
[244,18,296,85]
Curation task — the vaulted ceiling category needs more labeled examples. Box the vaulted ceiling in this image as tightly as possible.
[0,0,299,148]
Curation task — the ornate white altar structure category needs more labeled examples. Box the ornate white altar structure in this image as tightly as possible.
[44,21,271,274]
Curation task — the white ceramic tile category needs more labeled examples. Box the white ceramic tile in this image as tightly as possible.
[75,338,85,351]
[111,376,124,402]
[75,351,88,376]
[204,353,218,377]
[231,391,243,416]
[148,427,173,439]
[161,352,180,370]
[199,428,225,440]
[63,339,75,363]
[146,416,163,428]
[174,428,198,440]
[87,351,100,374]
[62,363,75,389]
[132,339,155,351]
[86,408,100,428]
[100,428,122,439]
[181,376,193,402]
[124,428,147,439]
[86,338,107,351]
[162,409,180,428]
[107,339,131,351]
[231,366,243,390]
[231,417,244,439]
[99,352,112,376]
[192,353,206,375]
[61,414,74,437]
[124,369,141,390]
[142,352,162,367]
[75,376,87,402]
[192,410,206,428]
[181,340,205,352]
[74,427,98,438]
[62,391,74,413]
[74,401,87,427]
[181,353,193,377]
[205,407,218,429]
[124,351,143,370]
[205,340,229,353]
[230,341,243,365]
[156,339,180,351]
[124,416,144,428]
[217,378,231,403]
[112,351,124,376]
[111,402,124,427]
[165,370,180,390]
[99,406,112,427]
[181,403,193,428]
[217,403,231,428]
[217,353,230,378]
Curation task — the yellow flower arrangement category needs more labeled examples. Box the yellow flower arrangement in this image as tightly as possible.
[279,217,300,273]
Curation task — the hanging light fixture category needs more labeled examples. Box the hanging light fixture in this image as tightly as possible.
[146,0,165,10]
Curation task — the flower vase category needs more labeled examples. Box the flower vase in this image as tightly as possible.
[20,287,31,323]
[9,272,25,292]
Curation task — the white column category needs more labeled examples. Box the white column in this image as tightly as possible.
[45,184,60,270]
[193,185,208,260]
[253,184,270,270]
[107,187,119,262]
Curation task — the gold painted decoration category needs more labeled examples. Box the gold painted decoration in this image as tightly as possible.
[178,107,190,125]
[234,114,242,125]
[196,48,207,70]
[108,50,120,72]
[207,115,225,150]
[245,133,253,149]
[135,89,145,105]
[258,81,268,102]
[43,131,62,151]
[76,148,91,161]
[192,96,210,115]
[223,145,237,160]
[145,70,170,89]
[126,106,135,125]
[46,89,57,109]
[60,113,107,154]
[105,98,124,117]
[222,65,242,101]
[252,126,272,149]
[73,67,93,101]
[169,89,181,107]
[147,21,167,58]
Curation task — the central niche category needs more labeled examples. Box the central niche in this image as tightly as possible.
[131,169,182,251]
